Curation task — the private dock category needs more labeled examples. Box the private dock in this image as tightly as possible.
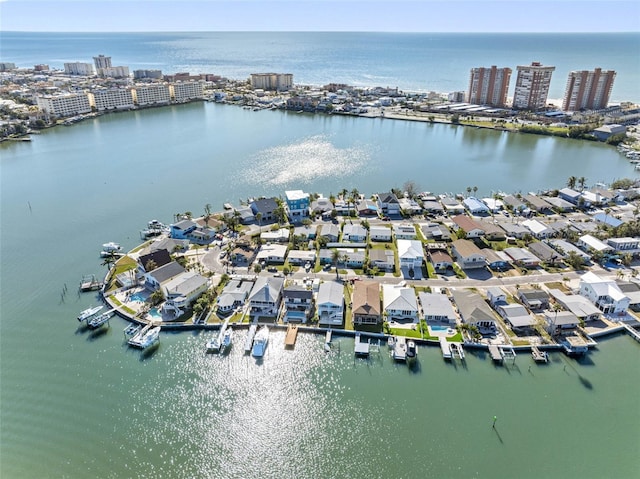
[531,345,549,363]
[450,342,465,360]
[87,309,114,329]
[440,337,452,360]
[392,336,407,361]
[244,323,257,354]
[499,345,517,364]
[79,274,104,292]
[622,323,640,343]
[354,333,370,357]
[285,324,298,348]
[488,344,503,363]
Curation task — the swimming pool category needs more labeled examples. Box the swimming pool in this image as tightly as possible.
[130,292,147,302]
[430,325,453,332]
[148,307,162,319]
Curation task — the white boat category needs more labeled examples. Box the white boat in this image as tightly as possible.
[77,305,104,322]
[221,329,232,351]
[131,326,160,349]
[251,326,269,358]
[244,324,258,353]
[206,336,221,353]
[392,336,407,361]
[88,310,113,329]
[102,242,121,252]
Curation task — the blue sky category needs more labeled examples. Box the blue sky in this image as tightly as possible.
[1,0,639,32]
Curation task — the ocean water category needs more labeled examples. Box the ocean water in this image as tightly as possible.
[1,101,639,478]
[1,31,639,102]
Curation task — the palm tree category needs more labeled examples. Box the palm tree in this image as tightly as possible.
[203,203,212,227]
[349,188,360,216]
[472,186,478,196]
[331,248,342,279]
[578,176,587,191]
[255,212,262,227]
[567,176,577,189]
[329,193,336,206]
[466,186,472,197]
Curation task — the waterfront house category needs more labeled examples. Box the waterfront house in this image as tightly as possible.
[369,225,392,242]
[162,271,209,310]
[451,239,486,269]
[528,241,565,266]
[170,219,198,239]
[285,190,310,222]
[544,310,580,334]
[545,196,575,213]
[382,284,419,323]
[593,213,623,228]
[502,195,527,213]
[451,215,485,238]
[397,239,424,272]
[419,292,457,325]
[319,224,340,242]
[250,197,279,223]
[317,281,345,326]
[463,197,490,215]
[260,227,290,243]
[522,219,554,239]
[149,237,189,254]
[578,234,613,255]
[287,249,316,266]
[593,124,626,141]
[356,198,379,216]
[376,192,400,216]
[310,197,334,216]
[429,249,453,271]
[352,281,382,325]
[398,197,423,215]
[369,249,395,272]
[223,206,255,225]
[504,247,541,269]
[230,246,255,265]
[523,194,553,213]
[450,289,497,331]
[558,188,582,205]
[343,224,368,242]
[518,289,550,311]
[421,223,451,241]
[137,248,172,276]
[548,289,601,322]
[255,243,288,265]
[549,239,591,262]
[497,303,536,330]
[580,190,606,207]
[216,279,254,315]
[393,223,418,240]
[439,196,465,215]
[616,282,640,312]
[283,286,313,323]
[248,276,284,316]
[482,197,504,213]
[579,271,630,315]
[144,261,186,292]
[483,248,509,271]
[421,200,444,214]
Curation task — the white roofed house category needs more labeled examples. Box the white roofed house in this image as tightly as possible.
[216,279,254,315]
[548,289,601,322]
[317,281,345,326]
[577,234,613,258]
[286,249,316,266]
[369,225,392,242]
[504,247,541,269]
[419,292,457,325]
[342,223,367,242]
[607,237,640,254]
[383,284,419,323]
[579,271,630,315]
[397,239,424,278]
[376,192,400,216]
[255,243,288,265]
[394,223,418,240]
[248,276,285,317]
[162,271,209,311]
[522,219,554,239]
[495,303,536,331]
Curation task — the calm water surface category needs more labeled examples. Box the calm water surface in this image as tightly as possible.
[1,103,639,478]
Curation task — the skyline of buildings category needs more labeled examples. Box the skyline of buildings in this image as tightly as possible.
[562,68,616,112]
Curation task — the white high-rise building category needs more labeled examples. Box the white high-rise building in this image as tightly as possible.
[64,62,95,76]
[36,93,92,117]
[93,55,112,70]
[99,66,130,78]
[250,73,293,91]
[133,84,171,106]
[171,81,204,101]
[513,62,555,110]
[90,88,135,111]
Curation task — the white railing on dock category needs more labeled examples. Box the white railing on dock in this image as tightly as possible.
[622,323,640,343]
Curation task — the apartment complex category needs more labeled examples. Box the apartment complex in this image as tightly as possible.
[93,55,112,70]
[250,73,293,91]
[64,62,95,76]
[467,66,511,107]
[36,93,92,117]
[91,88,135,111]
[562,68,616,111]
[171,81,205,101]
[134,84,171,106]
[513,62,555,110]
[133,69,163,80]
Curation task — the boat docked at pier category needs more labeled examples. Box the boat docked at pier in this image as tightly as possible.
[251,326,269,358]
[392,336,407,362]
[128,324,161,349]
[221,329,232,352]
[87,310,114,329]
[244,324,258,354]
[77,305,104,322]
[100,242,122,257]
[406,340,417,362]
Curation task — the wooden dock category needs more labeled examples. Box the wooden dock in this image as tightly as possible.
[622,323,640,343]
[285,324,298,348]
[488,344,503,362]
[531,345,548,363]
[499,345,517,364]
[439,337,452,360]
[79,274,103,292]
[354,333,370,357]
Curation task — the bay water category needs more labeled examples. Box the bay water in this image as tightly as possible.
[1,101,639,478]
